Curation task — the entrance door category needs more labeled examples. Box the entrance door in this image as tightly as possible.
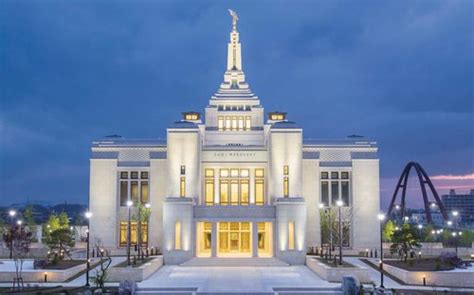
[217,222,251,256]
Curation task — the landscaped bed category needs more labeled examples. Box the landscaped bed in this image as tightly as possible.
[313,257,355,268]
[384,258,455,271]
[41,260,86,270]
[114,257,154,268]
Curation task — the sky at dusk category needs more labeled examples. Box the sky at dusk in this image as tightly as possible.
[1,0,473,208]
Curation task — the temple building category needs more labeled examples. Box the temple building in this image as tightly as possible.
[89,11,380,265]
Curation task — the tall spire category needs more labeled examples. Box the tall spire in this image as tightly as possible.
[227,9,242,71]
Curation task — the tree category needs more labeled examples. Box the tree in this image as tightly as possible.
[3,224,32,290]
[383,220,395,242]
[23,205,35,227]
[390,222,421,262]
[44,212,75,263]
[133,202,151,260]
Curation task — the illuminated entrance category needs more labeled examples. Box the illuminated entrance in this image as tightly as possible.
[196,221,273,257]
[218,222,251,256]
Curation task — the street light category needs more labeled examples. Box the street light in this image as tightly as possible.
[8,210,16,259]
[452,211,459,256]
[84,211,92,287]
[336,200,344,265]
[126,200,133,265]
[321,203,333,259]
[378,213,386,289]
[417,224,423,237]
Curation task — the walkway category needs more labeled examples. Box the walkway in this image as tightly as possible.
[138,265,339,292]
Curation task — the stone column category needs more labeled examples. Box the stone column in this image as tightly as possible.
[211,222,217,257]
[252,222,259,257]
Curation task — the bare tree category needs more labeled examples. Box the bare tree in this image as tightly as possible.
[3,224,32,291]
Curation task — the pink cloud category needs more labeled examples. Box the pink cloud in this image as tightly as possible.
[431,173,474,180]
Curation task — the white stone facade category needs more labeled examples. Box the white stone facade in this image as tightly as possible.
[89,16,380,265]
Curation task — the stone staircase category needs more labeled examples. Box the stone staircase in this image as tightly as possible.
[179,257,290,267]
[135,287,342,294]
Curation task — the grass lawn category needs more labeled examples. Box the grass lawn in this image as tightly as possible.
[42,260,86,270]
[114,257,154,268]
[314,257,355,268]
[384,258,455,271]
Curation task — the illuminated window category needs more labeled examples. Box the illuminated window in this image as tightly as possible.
[284,165,289,175]
[220,179,229,205]
[284,177,289,198]
[238,116,244,130]
[131,181,139,203]
[140,181,149,203]
[119,222,148,247]
[180,177,186,198]
[175,221,181,250]
[288,221,295,250]
[225,116,231,130]
[218,116,224,131]
[205,169,214,206]
[245,116,251,130]
[184,113,199,120]
[241,179,249,206]
[255,169,265,205]
[232,116,238,130]
[230,180,239,205]
[270,113,285,120]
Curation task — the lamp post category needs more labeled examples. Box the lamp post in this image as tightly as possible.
[378,213,386,289]
[452,211,459,255]
[336,200,344,265]
[417,224,423,238]
[84,211,92,287]
[8,210,16,259]
[126,201,133,266]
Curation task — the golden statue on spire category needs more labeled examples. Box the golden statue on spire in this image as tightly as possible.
[228,9,238,31]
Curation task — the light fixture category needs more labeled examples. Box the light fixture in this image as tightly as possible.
[447,221,453,226]
[126,201,133,207]
[9,210,16,217]
[17,220,22,225]
[85,211,92,219]
[418,224,423,229]
[452,211,459,217]
[318,204,324,209]
[336,200,343,207]
[378,213,385,221]
[145,203,151,209]
[395,205,400,210]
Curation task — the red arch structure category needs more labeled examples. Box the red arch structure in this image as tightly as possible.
[387,162,448,223]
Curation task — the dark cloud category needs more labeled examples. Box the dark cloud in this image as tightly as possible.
[1,0,473,206]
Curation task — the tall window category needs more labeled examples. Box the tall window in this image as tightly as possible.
[218,116,224,130]
[288,221,295,250]
[255,169,265,205]
[119,222,148,247]
[119,171,149,206]
[180,165,186,198]
[175,221,181,250]
[180,177,186,198]
[218,116,251,131]
[219,169,250,205]
[205,169,214,205]
[283,165,289,198]
[321,171,350,206]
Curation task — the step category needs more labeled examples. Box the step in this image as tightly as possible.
[180,257,289,267]
[136,287,198,294]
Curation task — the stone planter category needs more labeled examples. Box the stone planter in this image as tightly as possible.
[107,256,163,282]
[306,256,371,283]
[366,258,474,288]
